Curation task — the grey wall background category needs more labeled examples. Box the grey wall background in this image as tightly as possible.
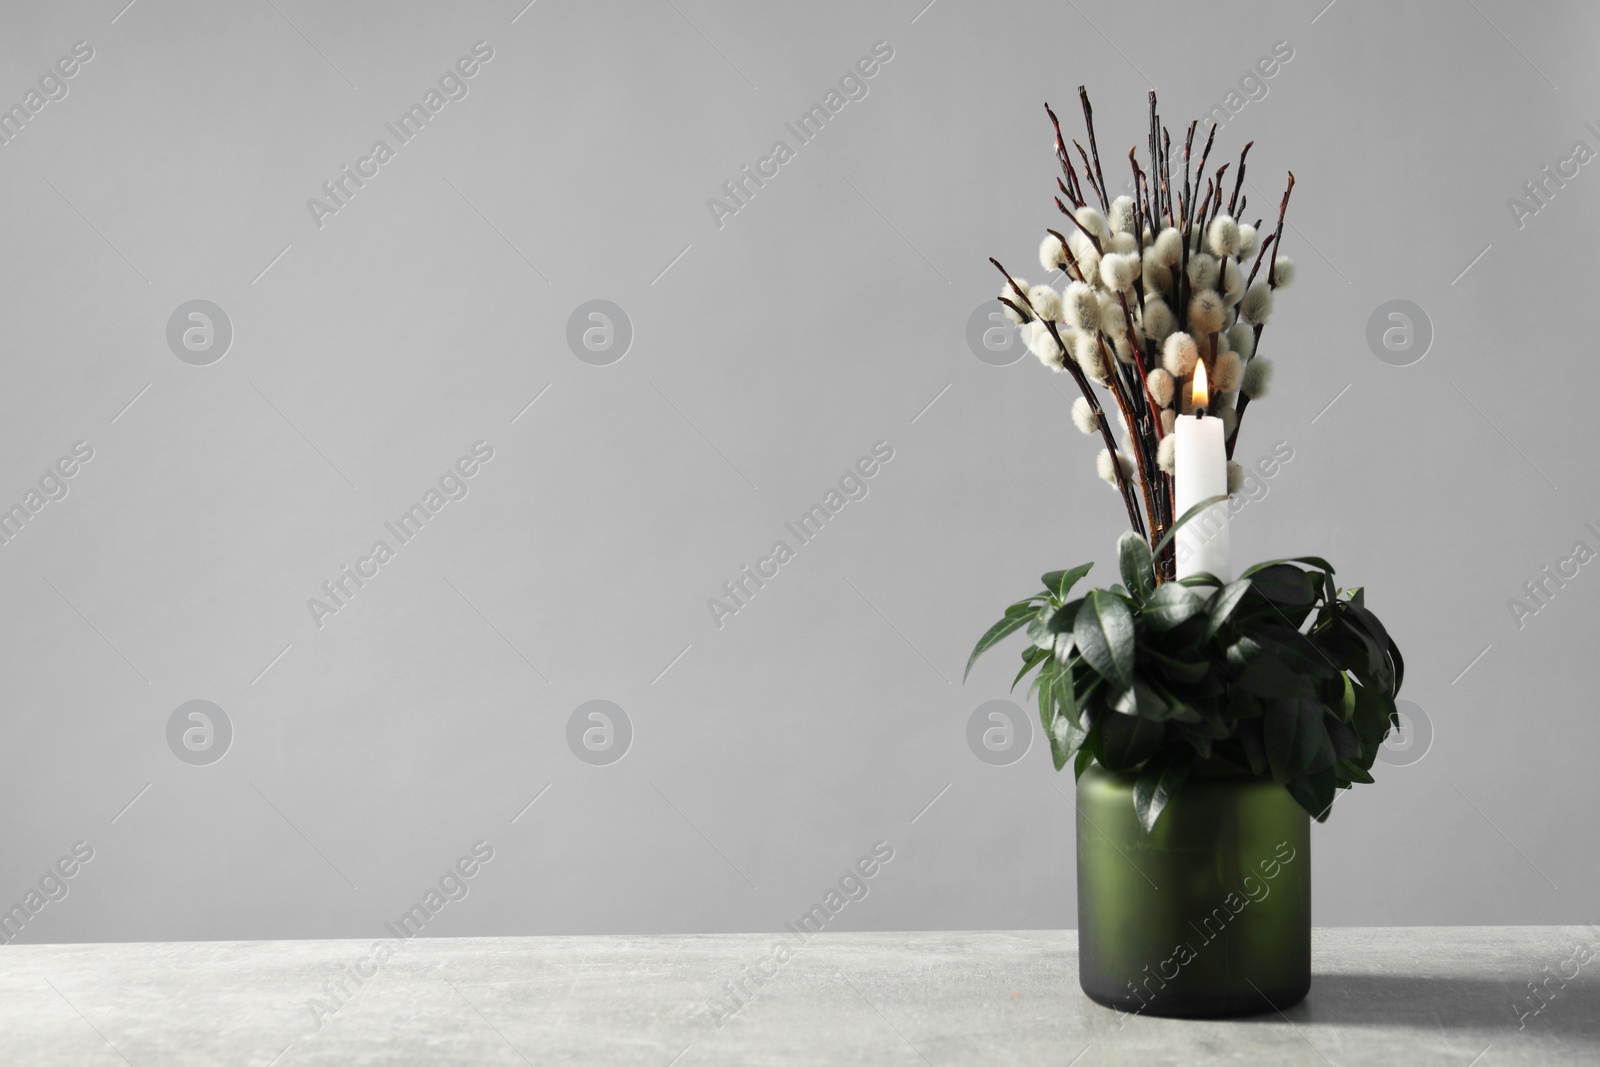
[1,0,1595,945]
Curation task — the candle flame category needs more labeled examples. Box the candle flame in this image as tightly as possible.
[1192,358,1209,412]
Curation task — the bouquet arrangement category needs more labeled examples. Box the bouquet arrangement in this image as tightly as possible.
[971,89,1403,830]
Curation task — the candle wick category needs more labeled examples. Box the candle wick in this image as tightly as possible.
[1195,406,1207,419]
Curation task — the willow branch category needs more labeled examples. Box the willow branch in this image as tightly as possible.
[990,258,1145,538]
[1078,85,1110,212]
[1227,172,1295,457]
[1228,141,1253,216]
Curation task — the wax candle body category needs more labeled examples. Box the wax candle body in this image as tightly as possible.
[1174,414,1229,581]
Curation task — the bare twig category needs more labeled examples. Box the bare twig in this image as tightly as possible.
[1228,141,1253,216]
[1055,196,1105,253]
[1078,85,1111,212]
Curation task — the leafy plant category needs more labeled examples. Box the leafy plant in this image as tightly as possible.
[966,521,1404,832]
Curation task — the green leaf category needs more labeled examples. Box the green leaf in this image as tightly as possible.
[1349,679,1396,748]
[1039,601,1083,662]
[1264,696,1325,783]
[1141,647,1209,685]
[1073,589,1136,689]
[1004,599,1041,618]
[1038,660,1086,770]
[1246,564,1317,606]
[1286,766,1338,821]
[1134,748,1195,832]
[1203,580,1253,641]
[1074,736,1096,780]
[1118,530,1156,603]
[1240,556,1336,580]
[1239,725,1268,776]
[1329,718,1362,762]
[1112,677,1180,719]
[965,612,1032,681]
[1096,710,1164,771]
[1011,645,1050,692]
[1237,653,1316,699]
[1153,494,1229,559]
[1338,756,1375,785]
[1143,582,1206,631]
[1041,563,1094,602]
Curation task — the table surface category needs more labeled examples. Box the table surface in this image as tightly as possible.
[2,926,1596,1065]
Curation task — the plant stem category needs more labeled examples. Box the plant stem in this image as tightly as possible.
[1078,85,1110,212]
[991,258,1146,539]
[1226,173,1295,457]
[1228,142,1253,216]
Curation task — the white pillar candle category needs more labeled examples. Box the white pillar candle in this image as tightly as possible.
[1174,360,1229,581]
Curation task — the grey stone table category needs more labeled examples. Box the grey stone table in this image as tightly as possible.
[1,927,1596,1065]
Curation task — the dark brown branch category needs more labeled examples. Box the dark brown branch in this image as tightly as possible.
[1266,172,1295,291]
[1055,197,1104,253]
[1046,103,1086,207]
[990,257,1146,539]
[1078,85,1111,212]
[1073,141,1103,212]
[1161,127,1173,225]
[1045,228,1086,283]
[1244,232,1277,289]
[1228,141,1253,216]
[997,296,1030,322]
[1227,173,1296,458]
[1181,121,1197,229]
[1209,164,1230,228]
[1193,122,1219,213]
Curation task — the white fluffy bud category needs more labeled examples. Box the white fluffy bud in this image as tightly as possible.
[1143,256,1171,295]
[1227,322,1255,360]
[1100,252,1139,292]
[1039,233,1070,273]
[1213,350,1244,393]
[1071,396,1098,434]
[1109,195,1136,235]
[1221,259,1244,304]
[1162,332,1198,376]
[1242,357,1273,399]
[1097,448,1133,487]
[1028,323,1066,369]
[1076,248,1101,289]
[1207,215,1240,258]
[1153,227,1182,267]
[1075,333,1108,383]
[1157,434,1177,474]
[1186,253,1219,291]
[1143,298,1176,344]
[1241,282,1274,324]
[999,279,1029,323]
[1272,257,1295,288]
[1063,281,1100,331]
[1075,206,1108,239]
[1028,284,1062,323]
[1099,294,1127,336]
[1147,368,1175,408]
[1188,290,1227,335]
[1238,224,1258,259]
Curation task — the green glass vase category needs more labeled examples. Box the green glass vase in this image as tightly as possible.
[1075,761,1311,1018]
